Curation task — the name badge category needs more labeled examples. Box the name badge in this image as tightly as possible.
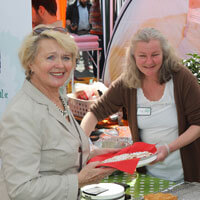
[137,107,151,116]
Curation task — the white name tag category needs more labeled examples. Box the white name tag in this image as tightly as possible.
[137,107,151,116]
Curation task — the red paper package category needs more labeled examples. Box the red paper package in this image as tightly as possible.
[88,142,157,174]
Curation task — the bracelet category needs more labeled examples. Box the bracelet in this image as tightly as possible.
[164,143,170,155]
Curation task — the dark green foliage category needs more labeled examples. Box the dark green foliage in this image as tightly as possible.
[182,53,200,83]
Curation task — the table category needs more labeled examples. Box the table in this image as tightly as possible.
[101,171,176,199]
[84,171,200,199]
[81,171,177,199]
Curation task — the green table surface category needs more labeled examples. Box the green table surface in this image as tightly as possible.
[82,171,176,199]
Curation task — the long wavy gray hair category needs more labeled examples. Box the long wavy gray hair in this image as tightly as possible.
[122,27,182,88]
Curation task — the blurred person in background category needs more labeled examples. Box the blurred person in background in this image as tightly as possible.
[32,0,62,28]
[66,0,92,71]
[90,0,105,79]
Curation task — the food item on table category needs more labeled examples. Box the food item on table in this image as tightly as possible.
[102,151,153,163]
[93,126,132,148]
[144,192,178,200]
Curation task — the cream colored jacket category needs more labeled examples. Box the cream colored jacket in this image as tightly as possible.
[0,80,90,200]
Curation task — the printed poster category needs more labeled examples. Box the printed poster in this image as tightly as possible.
[0,0,32,118]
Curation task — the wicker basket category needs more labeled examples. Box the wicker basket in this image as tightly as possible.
[67,93,97,118]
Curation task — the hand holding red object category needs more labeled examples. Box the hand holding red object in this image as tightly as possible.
[88,142,157,174]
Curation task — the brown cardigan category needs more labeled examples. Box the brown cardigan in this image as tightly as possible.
[90,67,200,182]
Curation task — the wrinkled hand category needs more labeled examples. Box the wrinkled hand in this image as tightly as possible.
[150,145,169,164]
[89,148,120,160]
[78,161,116,188]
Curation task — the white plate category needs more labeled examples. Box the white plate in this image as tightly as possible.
[137,154,157,168]
[81,183,125,200]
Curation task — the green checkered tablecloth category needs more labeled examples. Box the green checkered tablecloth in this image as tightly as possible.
[81,171,176,199]
[101,171,176,199]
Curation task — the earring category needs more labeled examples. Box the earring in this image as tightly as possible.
[26,69,34,80]
[30,69,34,75]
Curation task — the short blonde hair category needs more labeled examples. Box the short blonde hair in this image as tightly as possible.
[122,27,181,88]
[18,25,78,79]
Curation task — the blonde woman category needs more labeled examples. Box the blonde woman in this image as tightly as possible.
[0,25,117,200]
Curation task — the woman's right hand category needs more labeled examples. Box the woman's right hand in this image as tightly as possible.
[78,161,116,188]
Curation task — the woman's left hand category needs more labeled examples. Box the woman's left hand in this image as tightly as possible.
[89,148,120,160]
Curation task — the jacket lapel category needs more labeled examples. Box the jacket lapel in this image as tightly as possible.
[47,104,69,128]
[22,80,70,130]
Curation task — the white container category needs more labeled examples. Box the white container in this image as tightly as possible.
[81,183,125,200]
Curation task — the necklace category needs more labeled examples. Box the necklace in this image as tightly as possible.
[55,96,68,117]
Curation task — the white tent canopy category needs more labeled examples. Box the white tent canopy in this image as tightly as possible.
[102,0,200,86]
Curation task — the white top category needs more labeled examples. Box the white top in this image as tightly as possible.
[137,79,184,181]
